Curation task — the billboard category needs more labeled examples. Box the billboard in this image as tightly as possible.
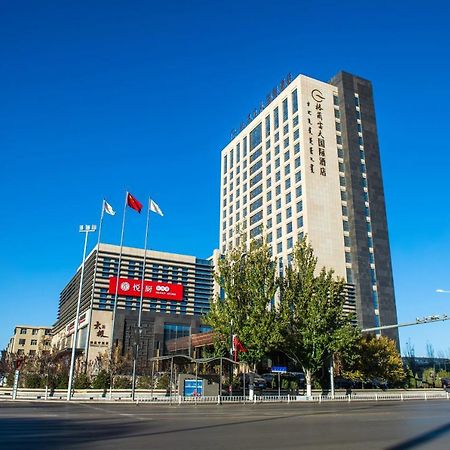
[108,277,183,301]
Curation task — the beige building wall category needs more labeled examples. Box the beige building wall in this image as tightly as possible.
[6,325,52,356]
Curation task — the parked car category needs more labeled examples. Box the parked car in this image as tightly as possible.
[239,373,267,390]
[441,378,450,389]
[334,377,355,389]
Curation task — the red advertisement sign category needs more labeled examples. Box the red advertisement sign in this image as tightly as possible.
[108,277,183,301]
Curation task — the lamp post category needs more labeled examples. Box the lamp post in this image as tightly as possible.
[67,225,96,401]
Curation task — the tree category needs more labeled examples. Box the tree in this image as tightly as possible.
[341,334,405,386]
[204,237,281,367]
[278,238,358,396]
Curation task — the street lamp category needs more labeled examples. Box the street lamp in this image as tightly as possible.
[67,224,96,401]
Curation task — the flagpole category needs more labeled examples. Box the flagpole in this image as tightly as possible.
[84,200,105,365]
[131,198,151,401]
[111,192,128,354]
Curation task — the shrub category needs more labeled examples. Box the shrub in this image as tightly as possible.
[114,376,132,389]
[92,370,110,390]
[24,373,43,388]
[74,373,91,389]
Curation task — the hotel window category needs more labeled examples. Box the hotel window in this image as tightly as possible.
[295,157,301,168]
[267,232,272,243]
[297,216,304,228]
[286,222,293,234]
[274,132,279,143]
[277,227,282,239]
[223,155,227,174]
[295,171,301,183]
[286,207,292,219]
[286,192,291,204]
[345,252,352,263]
[287,237,293,249]
[333,95,339,106]
[265,115,271,136]
[266,139,271,150]
[267,218,273,229]
[277,242,283,253]
[296,200,303,213]
[250,147,262,163]
[236,143,240,163]
[267,204,272,215]
[250,198,263,212]
[250,123,262,150]
[19,339,26,345]
[340,190,347,201]
[276,212,282,224]
[283,124,289,135]
[250,211,263,225]
[275,185,281,196]
[266,191,272,201]
[285,178,291,190]
[334,109,340,119]
[266,165,271,176]
[31,339,37,346]
[274,107,279,129]
[243,137,248,157]
[284,150,290,162]
[284,137,289,148]
[285,165,290,176]
[266,152,271,162]
[282,98,288,122]
[230,149,234,168]
[275,145,280,156]
[296,186,302,197]
[20,328,27,335]
[275,171,281,182]
[293,129,299,141]
[346,268,353,283]
[294,143,300,154]
[344,236,351,247]
[275,157,280,168]
[276,199,282,210]
[293,115,299,127]
[343,220,349,231]
[335,122,341,132]
[266,178,271,188]
[292,89,298,113]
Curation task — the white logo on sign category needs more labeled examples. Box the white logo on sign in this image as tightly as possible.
[120,282,130,292]
[156,285,170,292]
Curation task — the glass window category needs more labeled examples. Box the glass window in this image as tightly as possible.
[266,139,271,150]
[284,150,289,162]
[294,143,300,154]
[340,190,347,201]
[293,115,299,127]
[277,227,282,239]
[285,178,291,190]
[346,268,353,283]
[276,199,282,210]
[266,191,272,201]
[340,176,346,186]
[339,162,345,173]
[274,132,279,143]
[284,137,289,148]
[354,96,360,107]
[285,165,290,176]
[236,143,240,163]
[295,157,301,168]
[292,89,298,113]
[283,124,289,135]
[338,148,344,158]
[296,200,303,212]
[250,123,262,150]
[343,220,349,231]
[296,186,302,197]
[276,212,282,224]
[274,107,279,129]
[335,122,341,132]
[243,137,248,157]
[250,197,263,212]
[31,339,37,345]
[267,218,272,229]
[342,205,348,216]
[267,204,272,215]
[334,109,340,119]
[368,236,374,248]
[336,135,342,145]
[344,236,351,247]
[345,252,352,263]
[19,339,26,345]
[223,155,227,174]
[287,237,293,249]
[275,145,280,156]
[286,192,291,204]
[249,159,262,175]
[20,328,27,334]
[286,222,293,234]
[293,129,299,141]
[250,147,262,163]
[286,207,292,218]
[275,184,281,196]
[267,232,272,243]
[282,98,288,122]
[275,171,281,182]
[295,171,301,183]
[333,95,339,106]
[277,242,283,253]
[250,210,263,225]
[265,115,270,136]
[275,157,280,168]
[230,149,234,168]
[266,165,271,175]
[297,215,304,228]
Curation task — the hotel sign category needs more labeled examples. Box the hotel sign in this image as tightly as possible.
[108,277,183,301]
[307,88,327,177]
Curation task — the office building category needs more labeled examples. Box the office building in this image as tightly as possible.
[52,243,216,365]
[219,71,398,341]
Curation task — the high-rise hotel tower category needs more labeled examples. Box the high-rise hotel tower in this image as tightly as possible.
[219,71,398,341]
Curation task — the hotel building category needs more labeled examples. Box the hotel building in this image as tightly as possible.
[52,244,216,365]
[219,71,398,341]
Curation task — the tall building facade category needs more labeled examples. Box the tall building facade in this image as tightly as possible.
[52,244,216,365]
[219,71,398,341]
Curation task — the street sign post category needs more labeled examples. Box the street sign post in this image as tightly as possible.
[271,366,287,398]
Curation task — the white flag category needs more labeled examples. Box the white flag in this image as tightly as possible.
[149,199,164,217]
[103,200,116,216]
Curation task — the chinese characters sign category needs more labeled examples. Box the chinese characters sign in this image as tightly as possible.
[108,277,183,301]
[307,89,327,177]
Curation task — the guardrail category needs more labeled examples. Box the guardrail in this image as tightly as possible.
[1,388,449,403]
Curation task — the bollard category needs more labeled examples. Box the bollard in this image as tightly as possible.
[288,394,290,404]
[319,395,322,404]
[424,392,427,401]
[400,393,403,401]
[375,393,378,402]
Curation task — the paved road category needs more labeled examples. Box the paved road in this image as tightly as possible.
[0,400,449,449]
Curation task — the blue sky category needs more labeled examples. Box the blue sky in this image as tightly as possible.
[1,0,449,357]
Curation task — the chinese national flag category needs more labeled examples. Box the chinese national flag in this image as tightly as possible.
[127,193,143,213]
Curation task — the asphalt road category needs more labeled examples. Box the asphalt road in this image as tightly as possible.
[0,400,449,450]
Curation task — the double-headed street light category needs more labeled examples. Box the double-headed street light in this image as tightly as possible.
[67,225,96,401]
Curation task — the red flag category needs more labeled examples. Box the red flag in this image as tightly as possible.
[233,335,247,361]
[127,192,142,213]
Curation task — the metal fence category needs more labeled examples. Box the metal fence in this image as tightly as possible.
[1,388,449,403]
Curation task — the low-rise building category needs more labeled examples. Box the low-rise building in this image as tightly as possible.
[6,325,52,356]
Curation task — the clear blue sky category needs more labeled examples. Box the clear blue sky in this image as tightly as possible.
[1,0,449,357]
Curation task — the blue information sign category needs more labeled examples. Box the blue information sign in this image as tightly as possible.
[184,379,203,397]
[271,366,287,373]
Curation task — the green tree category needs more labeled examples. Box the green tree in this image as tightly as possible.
[278,238,358,396]
[341,334,405,387]
[204,237,281,367]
